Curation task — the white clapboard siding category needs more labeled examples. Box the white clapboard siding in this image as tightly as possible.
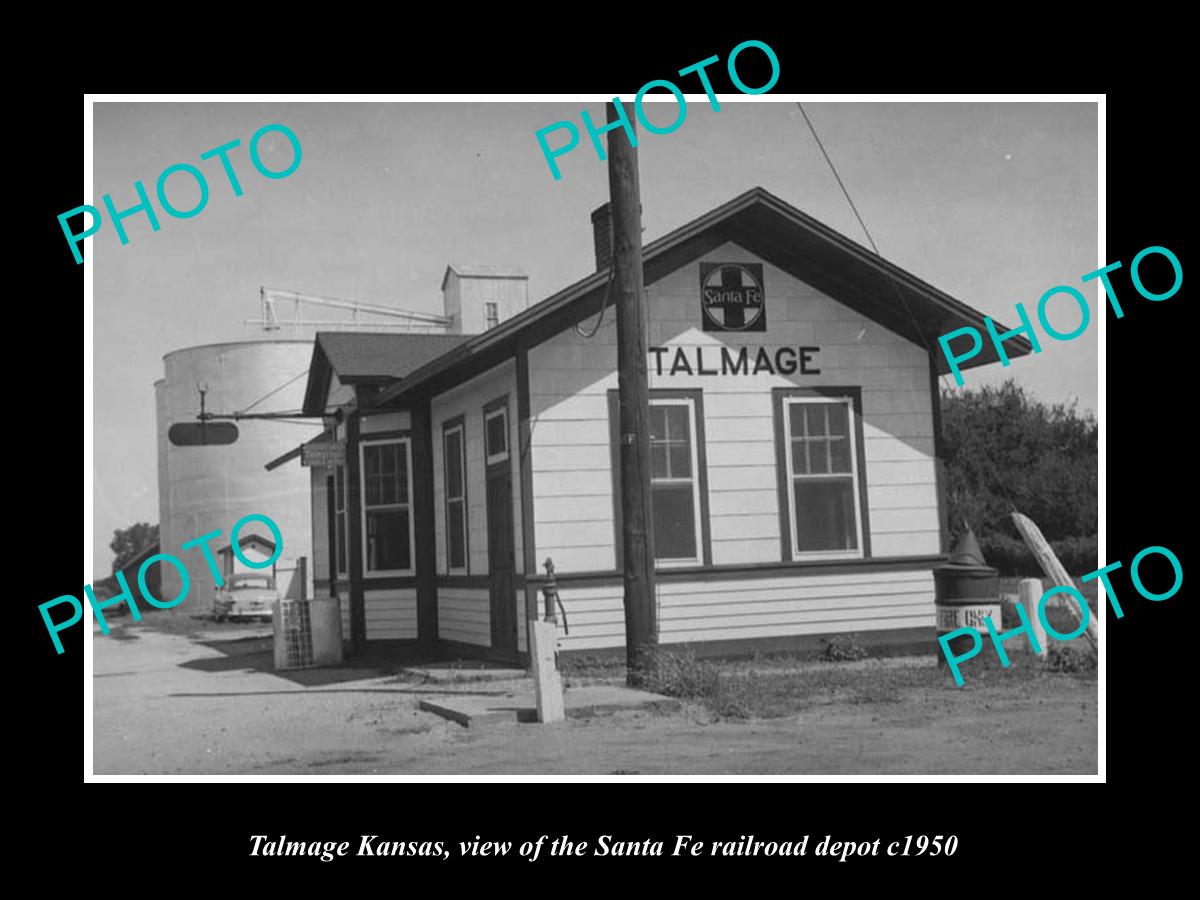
[529,239,940,574]
[871,532,942,556]
[363,588,418,640]
[339,593,350,638]
[552,569,935,652]
[437,586,490,646]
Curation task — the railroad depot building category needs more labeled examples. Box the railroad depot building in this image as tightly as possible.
[275,187,1027,664]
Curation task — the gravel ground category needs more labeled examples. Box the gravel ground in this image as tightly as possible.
[92,616,1097,776]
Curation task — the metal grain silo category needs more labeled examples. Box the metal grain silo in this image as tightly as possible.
[157,340,320,610]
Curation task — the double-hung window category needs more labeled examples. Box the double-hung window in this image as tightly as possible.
[361,439,414,574]
[443,420,468,572]
[648,398,704,565]
[334,464,347,576]
[609,391,709,568]
[777,391,865,558]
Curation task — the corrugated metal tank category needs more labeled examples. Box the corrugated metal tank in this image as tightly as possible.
[157,341,319,609]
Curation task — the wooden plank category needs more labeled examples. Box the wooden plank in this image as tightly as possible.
[1011,511,1097,652]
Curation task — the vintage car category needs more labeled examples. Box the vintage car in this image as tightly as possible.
[212,573,279,622]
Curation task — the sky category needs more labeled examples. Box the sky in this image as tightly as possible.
[92,99,1098,570]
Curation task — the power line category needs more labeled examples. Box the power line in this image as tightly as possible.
[795,103,954,391]
[795,103,1021,519]
[238,369,311,415]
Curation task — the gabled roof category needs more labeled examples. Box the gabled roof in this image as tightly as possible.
[219,533,277,556]
[371,187,1032,410]
[440,264,528,291]
[301,332,470,415]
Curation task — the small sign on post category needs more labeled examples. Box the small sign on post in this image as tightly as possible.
[301,441,345,469]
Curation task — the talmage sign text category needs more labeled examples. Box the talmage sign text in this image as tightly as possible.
[650,345,821,377]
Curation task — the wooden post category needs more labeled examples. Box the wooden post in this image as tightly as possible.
[529,619,565,723]
[326,472,338,601]
[1018,577,1048,657]
[608,100,657,686]
[1011,511,1097,652]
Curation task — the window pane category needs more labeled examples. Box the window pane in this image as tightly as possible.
[793,478,857,551]
[652,483,696,560]
[448,500,465,569]
[668,442,691,479]
[650,443,668,478]
[649,405,667,441]
[367,508,411,571]
[789,403,806,437]
[827,402,850,438]
[445,431,463,498]
[805,405,827,436]
[791,439,809,475]
[335,466,345,510]
[366,443,408,506]
[364,446,385,505]
[809,439,828,474]
[395,445,409,504]
[829,436,851,473]
[486,412,507,458]
[665,405,688,441]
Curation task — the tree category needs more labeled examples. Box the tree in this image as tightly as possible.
[110,522,159,573]
[940,380,1096,574]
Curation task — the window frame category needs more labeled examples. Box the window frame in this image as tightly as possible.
[334,463,347,576]
[483,403,510,466]
[484,301,500,330]
[772,387,871,562]
[442,417,469,575]
[608,388,712,570]
[358,436,416,577]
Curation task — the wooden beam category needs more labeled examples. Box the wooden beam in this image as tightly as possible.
[1011,511,1097,652]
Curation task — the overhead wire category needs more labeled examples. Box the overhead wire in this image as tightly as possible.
[795,103,1024,517]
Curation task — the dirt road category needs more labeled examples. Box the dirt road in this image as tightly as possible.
[92,622,1097,775]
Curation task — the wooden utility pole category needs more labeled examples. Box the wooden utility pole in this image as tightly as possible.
[607,100,658,686]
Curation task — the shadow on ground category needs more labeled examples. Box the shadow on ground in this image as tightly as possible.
[179,635,524,690]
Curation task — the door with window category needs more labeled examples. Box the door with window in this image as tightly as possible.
[483,401,518,659]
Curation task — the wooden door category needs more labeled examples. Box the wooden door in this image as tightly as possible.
[485,468,518,659]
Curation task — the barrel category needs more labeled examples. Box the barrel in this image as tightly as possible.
[934,529,999,665]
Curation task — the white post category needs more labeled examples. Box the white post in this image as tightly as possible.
[1018,578,1048,657]
[1011,511,1097,652]
[530,620,565,723]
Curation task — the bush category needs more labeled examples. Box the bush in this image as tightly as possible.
[941,380,1096,574]
[819,634,869,662]
[641,647,720,699]
[980,533,1098,577]
[1043,644,1096,674]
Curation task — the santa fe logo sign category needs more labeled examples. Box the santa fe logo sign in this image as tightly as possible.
[700,262,766,332]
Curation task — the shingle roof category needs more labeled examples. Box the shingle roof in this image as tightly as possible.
[316,332,469,381]
[301,332,470,415]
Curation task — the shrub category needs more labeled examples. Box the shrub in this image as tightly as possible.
[819,634,869,662]
[979,532,1098,578]
[1044,644,1096,674]
[641,647,720,699]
